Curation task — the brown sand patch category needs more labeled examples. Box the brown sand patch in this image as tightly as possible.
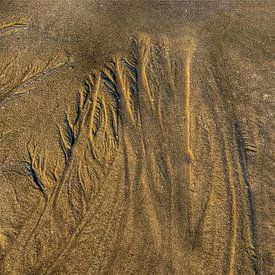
[0,1,274,274]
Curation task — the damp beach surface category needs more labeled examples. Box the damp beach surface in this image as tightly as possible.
[0,1,274,274]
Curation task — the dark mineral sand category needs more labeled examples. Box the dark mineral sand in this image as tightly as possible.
[0,1,274,274]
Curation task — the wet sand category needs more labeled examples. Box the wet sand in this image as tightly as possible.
[0,1,274,274]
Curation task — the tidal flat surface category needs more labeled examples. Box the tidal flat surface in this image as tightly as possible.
[0,1,274,274]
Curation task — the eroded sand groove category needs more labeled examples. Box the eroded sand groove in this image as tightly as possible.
[0,53,70,104]
[0,18,28,39]
[0,34,266,274]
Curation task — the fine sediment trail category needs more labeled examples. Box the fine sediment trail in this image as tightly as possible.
[0,52,71,105]
[0,18,273,273]
[0,18,28,38]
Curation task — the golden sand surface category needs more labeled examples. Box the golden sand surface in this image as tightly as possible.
[0,1,274,274]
